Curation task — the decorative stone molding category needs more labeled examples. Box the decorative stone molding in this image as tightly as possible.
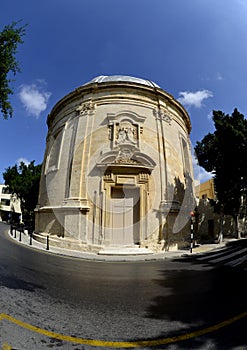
[97,148,156,170]
[114,148,138,164]
[107,110,146,124]
[116,175,136,185]
[153,108,172,125]
[139,172,149,183]
[63,197,90,209]
[107,111,146,149]
[103,171,114,182]
[76,100,95,116]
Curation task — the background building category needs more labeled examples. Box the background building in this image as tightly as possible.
[196,178,215,200]
[35,75,195,253]
[195,178,247,241]
[0,184,21,223]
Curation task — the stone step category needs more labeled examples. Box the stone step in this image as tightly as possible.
[98,246,153,255]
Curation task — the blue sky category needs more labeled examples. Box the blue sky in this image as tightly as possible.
[1,0,247,183]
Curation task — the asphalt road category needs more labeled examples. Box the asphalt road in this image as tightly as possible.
[0,222,247,349]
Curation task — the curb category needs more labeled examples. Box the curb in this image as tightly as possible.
[6,226,226,262]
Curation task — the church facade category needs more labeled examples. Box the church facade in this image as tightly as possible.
[35,76,195,253]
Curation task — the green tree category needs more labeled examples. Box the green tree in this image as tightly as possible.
[0,21,26,119]
[195,108,247,237]
[3,161,42,227]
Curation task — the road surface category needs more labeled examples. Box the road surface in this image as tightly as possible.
[0,222,247,349]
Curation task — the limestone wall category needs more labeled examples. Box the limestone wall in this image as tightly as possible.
[35,77,194,252]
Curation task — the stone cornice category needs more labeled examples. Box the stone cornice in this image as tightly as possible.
[47,80,191,134]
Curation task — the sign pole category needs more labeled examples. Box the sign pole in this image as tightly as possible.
[190,211,195,253]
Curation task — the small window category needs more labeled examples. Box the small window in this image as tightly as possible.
[2,187,10,194]
[1,198,10,206]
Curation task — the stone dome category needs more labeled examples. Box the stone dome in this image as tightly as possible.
[83,75,160,88]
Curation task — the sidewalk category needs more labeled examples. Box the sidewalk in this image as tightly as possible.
[7,227,227,262]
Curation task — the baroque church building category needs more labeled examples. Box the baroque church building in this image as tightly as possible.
[35,76,195,254]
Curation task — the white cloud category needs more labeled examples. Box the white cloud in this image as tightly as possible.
[192,153,213,183]
[216,72,223,81]
[17,158,30,166]
[19,82,51,118]
[207,112,213,120]
[178,90,213,108]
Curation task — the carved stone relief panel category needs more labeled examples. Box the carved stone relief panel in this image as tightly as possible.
[114,148,138,164]
[115,121,138,146]
[107,111,146,150]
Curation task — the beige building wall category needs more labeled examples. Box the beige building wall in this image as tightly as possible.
[195,178,246,240]
[35,76,195,252]
[196,178,215,200]
[0,184,21,222]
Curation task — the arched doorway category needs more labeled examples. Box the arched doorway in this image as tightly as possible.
[96,144,156,247]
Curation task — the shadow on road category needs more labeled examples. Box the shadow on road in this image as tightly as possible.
[144,241,247,349]
[0,274,45,292]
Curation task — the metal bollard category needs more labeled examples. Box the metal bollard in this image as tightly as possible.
[190,224,193,254]
[19,229,22,242]
[190,211,195,254]
[29,230,32,245]
[46,235,49,250]
[14,228,16,238]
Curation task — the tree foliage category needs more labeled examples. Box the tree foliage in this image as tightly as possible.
[3,161,42,226]
[195,108,247,220]
[0,21,26,119]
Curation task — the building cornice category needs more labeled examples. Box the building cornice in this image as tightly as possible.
[47,79,191,133]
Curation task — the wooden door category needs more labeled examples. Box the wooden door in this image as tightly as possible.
[111,187,139,245]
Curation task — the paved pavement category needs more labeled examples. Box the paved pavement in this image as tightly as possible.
[6,224,230,262]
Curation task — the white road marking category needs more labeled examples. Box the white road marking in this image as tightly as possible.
[209,248,247,263]
[225,255,247,267]
[197,247,239,261]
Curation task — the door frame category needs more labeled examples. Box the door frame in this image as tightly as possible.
[101,170,150,246]
[110,186,140,245]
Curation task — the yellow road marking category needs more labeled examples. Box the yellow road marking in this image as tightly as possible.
[2,343,12,350]
[1,311,247,348]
